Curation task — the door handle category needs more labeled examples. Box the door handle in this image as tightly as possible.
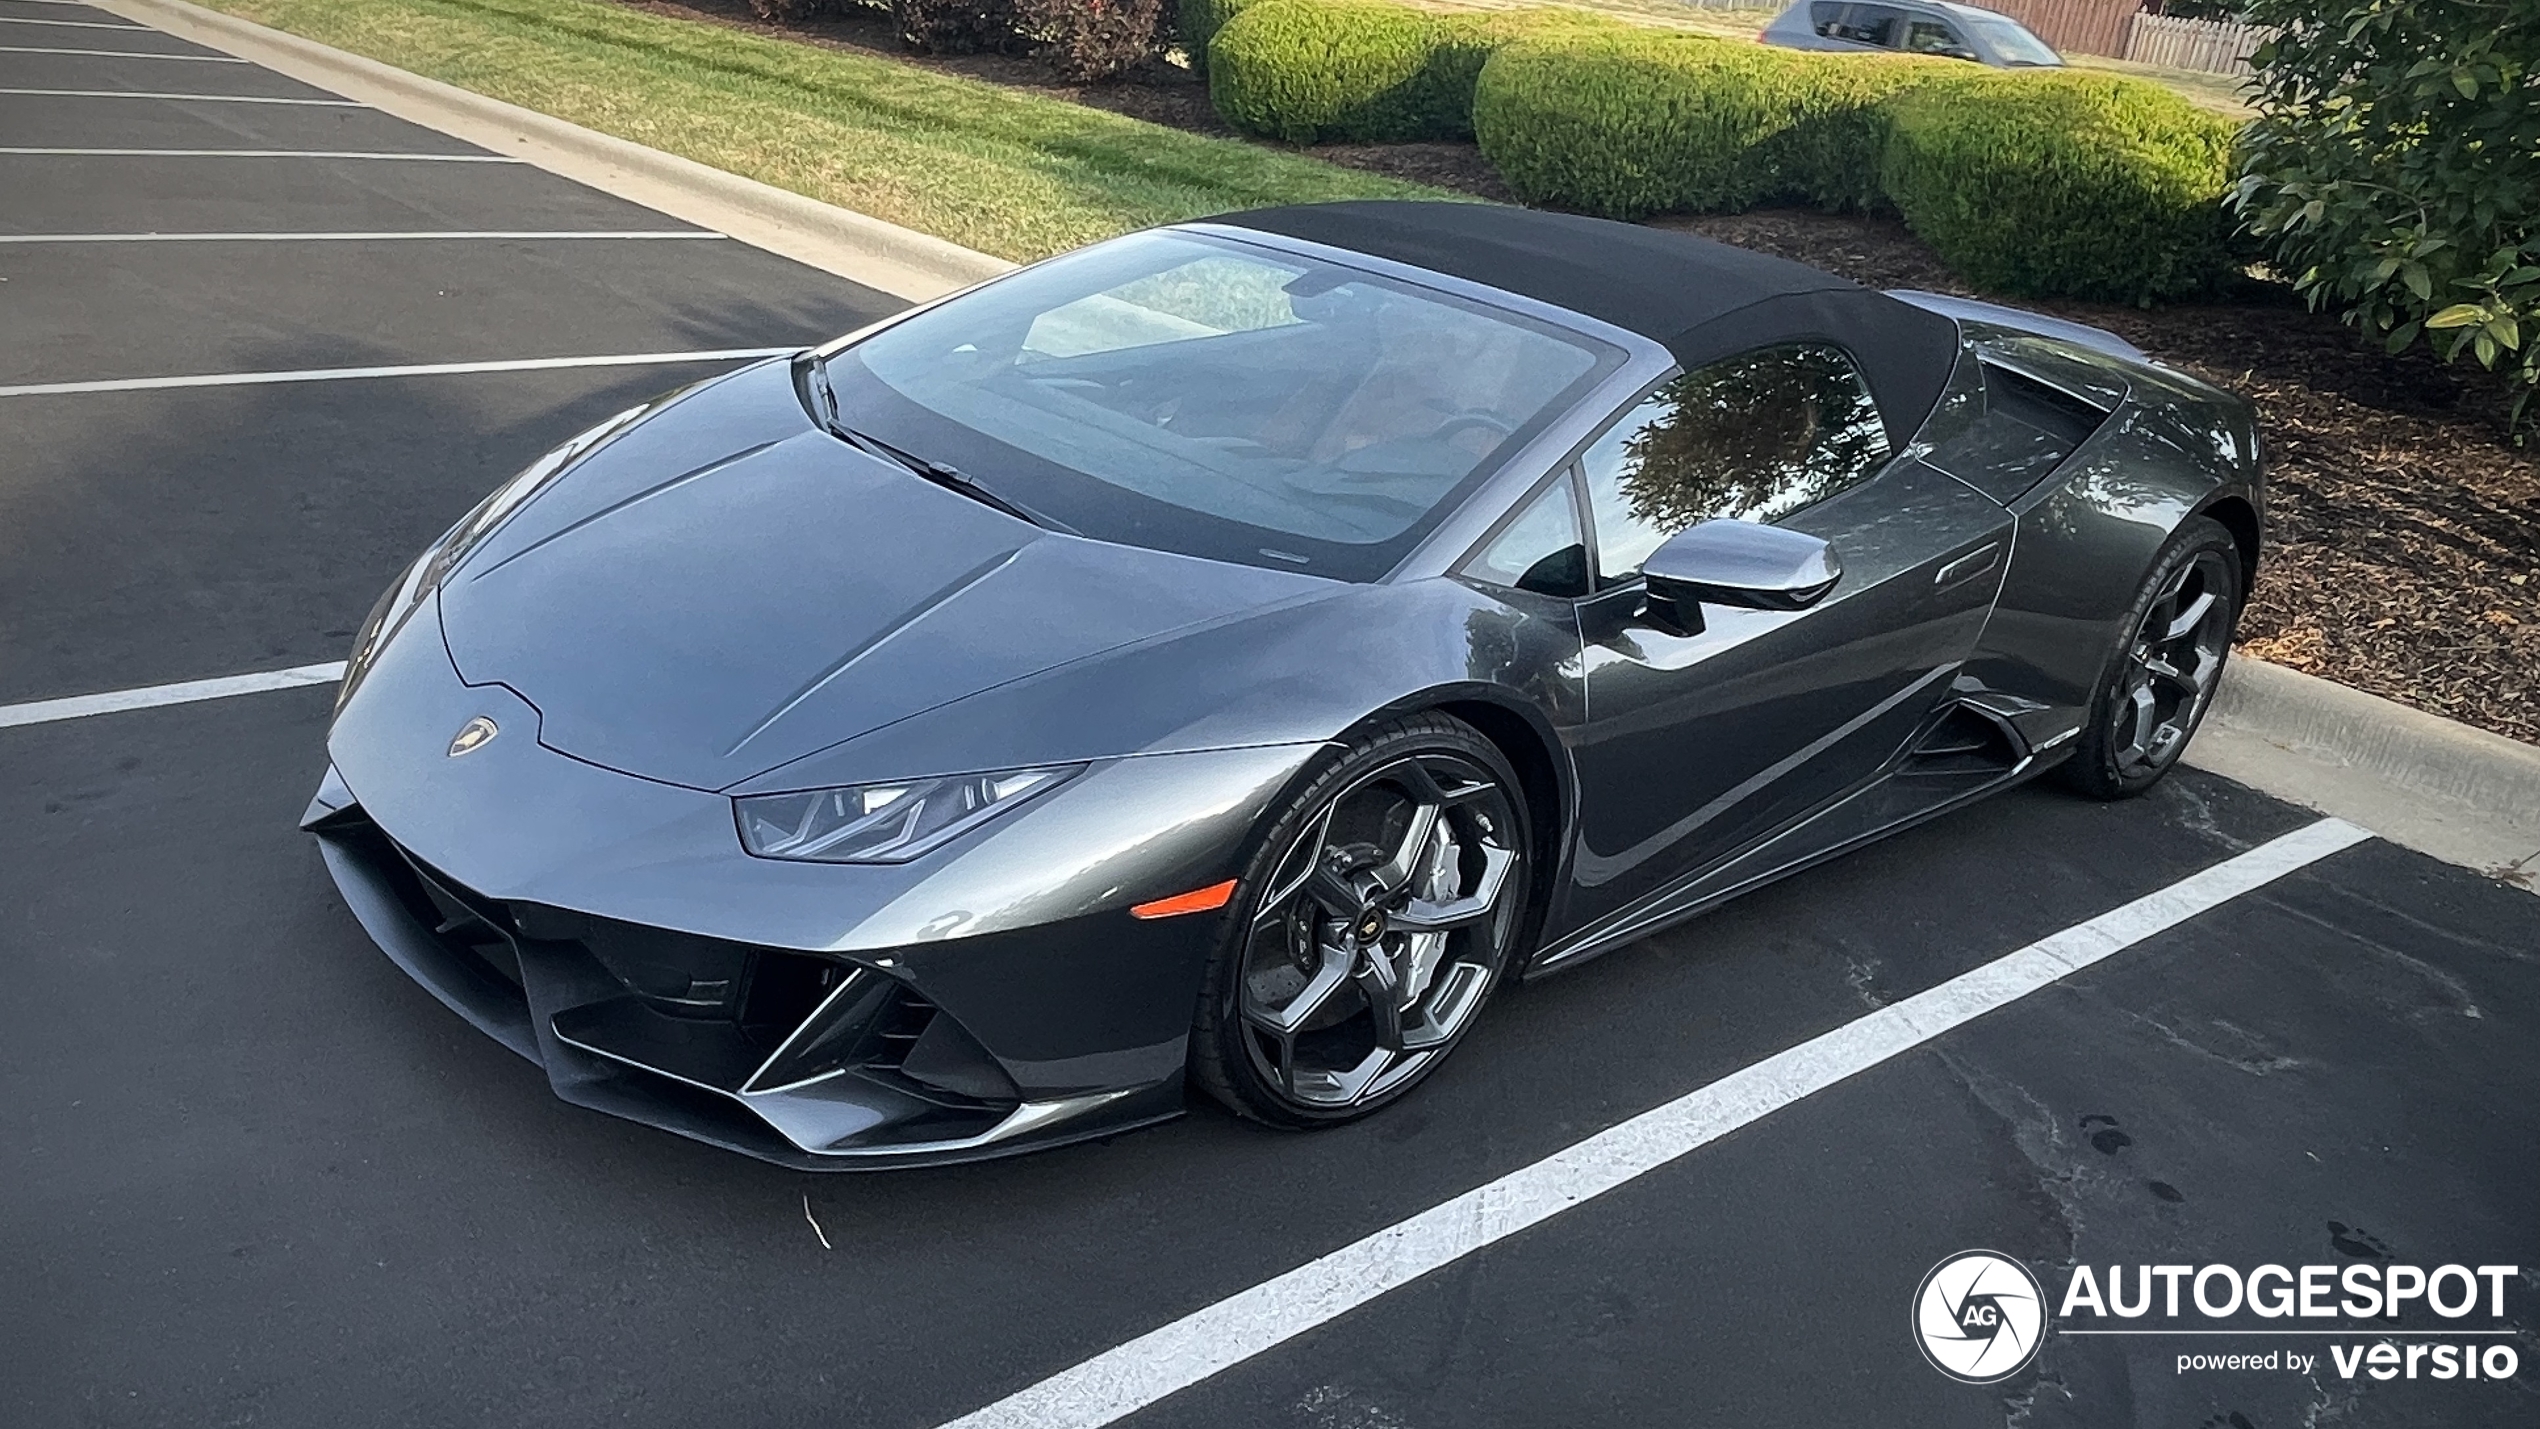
[1934,542,2002,588]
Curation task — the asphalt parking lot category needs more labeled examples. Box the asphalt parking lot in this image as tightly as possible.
[4,7,2538,1427]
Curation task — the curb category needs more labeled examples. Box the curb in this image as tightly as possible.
[2188,656,2540,891]
[88,0,1016,302]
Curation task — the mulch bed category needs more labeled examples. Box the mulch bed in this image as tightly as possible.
[610,1,2540,744]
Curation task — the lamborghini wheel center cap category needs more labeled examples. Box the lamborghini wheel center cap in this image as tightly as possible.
[1355,909,1387,944]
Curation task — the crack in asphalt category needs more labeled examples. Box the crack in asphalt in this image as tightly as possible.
[2267,899,2489,1018]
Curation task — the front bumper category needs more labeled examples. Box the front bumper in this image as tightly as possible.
[309,791,1180,1167]
[307,600,1316,1167]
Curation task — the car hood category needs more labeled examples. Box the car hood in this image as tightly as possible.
[437,361,1332,791]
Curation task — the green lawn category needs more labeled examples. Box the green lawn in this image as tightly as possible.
[203,0,1454,262]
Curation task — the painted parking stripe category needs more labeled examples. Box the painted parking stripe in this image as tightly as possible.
[0,87,363,104]
[934,816,2372,1429]
[0,662,344,731]
[0,230,723,243]
[0,44,246,59]
[0,347,800,398]
[0,16,154,28]
[0,146,519,160]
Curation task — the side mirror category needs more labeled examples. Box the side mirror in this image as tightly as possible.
[1639,519,1842,635]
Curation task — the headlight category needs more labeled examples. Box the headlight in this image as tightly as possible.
[735,766,1082,863]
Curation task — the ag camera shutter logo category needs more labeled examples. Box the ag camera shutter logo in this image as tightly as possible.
[1914,1250,2047,1383]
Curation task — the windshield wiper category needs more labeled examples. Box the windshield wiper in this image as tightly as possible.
[807,357,1074,534]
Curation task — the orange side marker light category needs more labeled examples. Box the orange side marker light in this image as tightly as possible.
[1130,879,1238,920]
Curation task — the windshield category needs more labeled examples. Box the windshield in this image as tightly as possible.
[1965,13,2061,64]
[823,230,1618,580]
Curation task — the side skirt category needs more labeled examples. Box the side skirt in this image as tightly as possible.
[1524,712,2073,978]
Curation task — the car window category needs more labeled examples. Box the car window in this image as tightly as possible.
[1020,255,1300,359]
[1964,12,2060,64]
[1812,3,1902,46]
[1901,18,1968,55]
[834,230,1618,582]
[1463,474,1589,598]
[1580,343,1892,585]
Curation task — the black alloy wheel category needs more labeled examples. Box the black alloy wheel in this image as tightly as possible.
[1192,714,1530,1126]
[2060,516,2243,800]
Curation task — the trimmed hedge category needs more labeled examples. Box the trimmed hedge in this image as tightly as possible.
[1197,0,2242,302]
[1210,1,1609,144]
[1178,0,1269,64]
[1473,29,1937,217]
[1878,69,2240,302]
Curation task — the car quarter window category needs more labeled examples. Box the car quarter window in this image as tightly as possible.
[1580,342,1893,585]
[1812,3,1902,45]
[1462,474,1589,597]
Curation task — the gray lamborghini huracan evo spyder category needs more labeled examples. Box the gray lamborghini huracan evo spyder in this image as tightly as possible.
[308,202,2261,1167]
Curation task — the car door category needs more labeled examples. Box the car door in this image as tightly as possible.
[1558,342,2013,929]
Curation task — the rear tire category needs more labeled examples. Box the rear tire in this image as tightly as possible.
[1190,714,1530,1128]
[2057,516,2242,801]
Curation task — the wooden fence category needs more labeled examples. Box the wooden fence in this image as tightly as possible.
[1973,1,2273,76]
[1977,0,2140,59]
[2122,11,2274,75]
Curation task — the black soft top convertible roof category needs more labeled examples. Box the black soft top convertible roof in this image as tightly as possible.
[1209,201,1960,448]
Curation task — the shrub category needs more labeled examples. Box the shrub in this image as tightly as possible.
[2234,0,2539,424]
[1014,0,1169,79]
[891,0,1016,52]
[1878,70,2241,303]
[1210,1,1606,144]
[1473,30,1936,218]
[1179,0,1270,65]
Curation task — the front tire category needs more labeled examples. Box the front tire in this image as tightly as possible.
[1190,714,1530,1128]
[2058,516,2242,801]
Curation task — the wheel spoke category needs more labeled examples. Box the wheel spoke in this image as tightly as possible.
[1392,845,1517,933]
[2117,679,2159,766]
[2140,655,2198,695]
[1245,932,1354,1036]
[2161,590,2217,644]
[1369,798,1442,895]
[1354,944,1407,1051]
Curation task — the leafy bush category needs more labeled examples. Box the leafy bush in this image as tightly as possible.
[1179,0,1270,65]
[1014,0,1169,79]
[1878,69,2240,302]
[1210,1,1606,144]
[2234,0,2539,423]
[891,0,1016,52]
[1473,30,1935,217]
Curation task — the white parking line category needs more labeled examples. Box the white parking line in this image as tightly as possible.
[0,16,151,29]
[0,146,519,160]
[934,816,2372,1429]
[0,16,152,28]
[0,44,246,59]
[0,347,801,398]
[0,230,724,243]
[0,87,362,104]
[0,662,344,731]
